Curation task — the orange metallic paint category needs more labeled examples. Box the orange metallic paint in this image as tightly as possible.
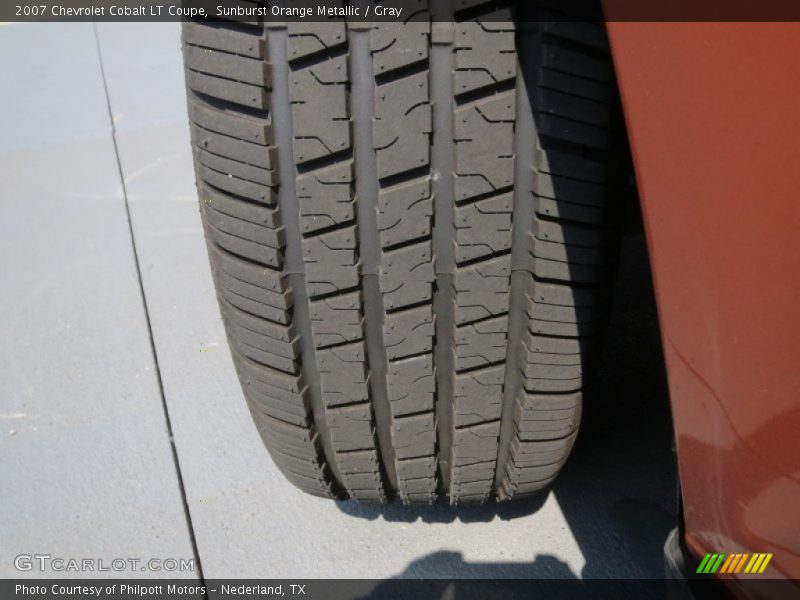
[605,22,800,582]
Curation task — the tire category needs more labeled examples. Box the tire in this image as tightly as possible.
[182,2,623,504]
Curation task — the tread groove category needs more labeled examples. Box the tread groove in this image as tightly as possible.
[495,31,537,496]
[454,79,517,106]
[431,1,457,497]
[267,25,345,497]
[190,88,270,120]
[349,23,396,497]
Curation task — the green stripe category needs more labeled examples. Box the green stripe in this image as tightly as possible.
[701,554,718,573]
[696,554,712,574]
[710,554,726,574]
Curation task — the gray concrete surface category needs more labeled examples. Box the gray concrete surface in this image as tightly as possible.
[0,22,677,580]
[0,23,196,578]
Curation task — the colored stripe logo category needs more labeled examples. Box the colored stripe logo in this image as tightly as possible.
[696,552,773,574]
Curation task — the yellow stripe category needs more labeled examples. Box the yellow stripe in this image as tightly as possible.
[744,554,760,573]
[758,553,773,574]
[720,554,736,573]
[734,554,749,573]
[750,554,766,573]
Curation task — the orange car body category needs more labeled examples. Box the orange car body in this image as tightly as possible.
[606,21,800,585]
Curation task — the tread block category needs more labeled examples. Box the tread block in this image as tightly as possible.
[187,69,269,109]
[197,148,278,187]
[245,391,308,427]
[288,21,347,62]
[380,239,433,279]
[537,87,611,128]
[396,455,437,480]
[453,365,504,427]
[527,298,608,325]
[197,164,276,205]
[538,65,612,104]
[302,226,360,297]
[207,242,286,293]
[328,404,378,452]
[451,423,501,462]
[453,254,511,324]
[227,317,297,360]
[377,177,432,248]
[188,98,271,145]
[529,254,613,284]
[535,196,609,226]
[454,17,515,96]
[393,413,436,460]
[540,42,613,83]
[233,340,296,376]
[454,316,508,371]
[310,291,364,348]
[241,370,306,406]
[371,6,429,75]
[384,305,435,360]
[380,242,434,300]
[205,221,282,268]
[374,71,431,179]
[534,146,607,184]
[184,44,270,87]
[527,278,610,308]
[454,191,512,263]
[183,21,266,58]
[211,264,289,310]
[387,354,435,416]
[450,421,501,502]
[202,203,284,248]
[454,92,516,201]
[533,221,614,254]
[289,52,350,165]
[218,286,289,325]
[198,183,280,227]
[507,434,577,467]
[317,342,370,407]
[535,112,609,152]
[381,282,433,312]
[252,411,333,497]
[298,162,355,234]
[540,20,609,53]
[192,125,277,170]
[234,347,304,391]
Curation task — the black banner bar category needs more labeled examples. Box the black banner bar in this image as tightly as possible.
[4,578,800,600]
[6,0,800,23]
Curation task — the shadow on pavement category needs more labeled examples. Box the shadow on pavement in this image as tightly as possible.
[357,552,663,598]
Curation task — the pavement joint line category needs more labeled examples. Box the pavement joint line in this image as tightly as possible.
[91,22,207,586]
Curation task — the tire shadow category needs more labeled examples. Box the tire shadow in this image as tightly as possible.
[335,491,547,523]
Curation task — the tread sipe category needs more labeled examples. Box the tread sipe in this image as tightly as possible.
[183,0,622,504]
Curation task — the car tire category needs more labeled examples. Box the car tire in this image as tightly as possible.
[182,2,623,504]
